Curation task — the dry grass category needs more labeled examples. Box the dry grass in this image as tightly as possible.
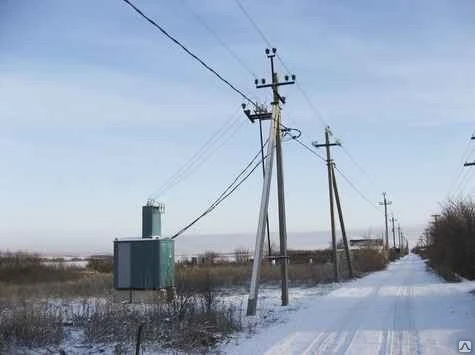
[0,294,242,353]
[0,252,84,284]
[351,248,388,274]
[0,247,394,352]
[87,256,113,273]
[175,262,336,293]
[77,293,241,352]
[0,273,113,301]
[0,301,64,349]
[176,247,388,293]
[0,252,113,301]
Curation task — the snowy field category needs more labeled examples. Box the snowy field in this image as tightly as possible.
[6,284,338,354]
[6,254,474,354]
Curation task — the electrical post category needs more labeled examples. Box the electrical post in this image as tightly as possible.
[275,106,290,307]
[244,48,295,315]
[330,161,354,278]
[464,135,475,166]
[391,214,397,249]
[379,193,392,249]
[254,104,273,257]
[431,214,441,224]
[313,127,341,282]
[397,223,401,249]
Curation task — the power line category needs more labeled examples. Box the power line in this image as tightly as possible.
[150,115,241,198]
[340,145,377,186]
[156,119,245,198]
[453,168,474,197]
[233,0,329,129]
[291,136,326,162]
[149,108,244,199]
[233,0,380,196]
[233,0,273,48]
[120,0,257,108]
[179,0,257,78]
[289,135,382,214]
[333,165,383,214]
[171,143,269,239]
[155,120,246,198]
[447,135,474,197]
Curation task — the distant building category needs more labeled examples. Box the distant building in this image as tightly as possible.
[349,238,384,248]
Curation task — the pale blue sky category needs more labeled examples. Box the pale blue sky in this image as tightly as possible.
[1,0,474,255]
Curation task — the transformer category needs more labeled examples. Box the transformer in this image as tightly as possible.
[113,200,174,290]
[113,237,175,290]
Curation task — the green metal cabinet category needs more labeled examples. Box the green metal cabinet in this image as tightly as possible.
[113,238,175,290]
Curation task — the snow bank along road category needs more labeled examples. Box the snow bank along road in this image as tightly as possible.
[224,254,475,354]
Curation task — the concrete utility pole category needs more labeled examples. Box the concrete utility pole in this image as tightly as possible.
[379,193,392,249]
[391,214,397,249]
[312,127,354,282]
[244,48,295,316]
[255,104,273,256]
[330,162,353,278]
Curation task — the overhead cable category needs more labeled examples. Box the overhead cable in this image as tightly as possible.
[171,141,269,239]
[179,0,258,78]
[289,135,382,214]
[149,108,244,199]
[333,165,383,214]
[121,0,257,108]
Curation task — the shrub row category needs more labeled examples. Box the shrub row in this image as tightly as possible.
[413,199,475,280]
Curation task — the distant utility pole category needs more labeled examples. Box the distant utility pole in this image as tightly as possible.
[431,214,441,224]
[464,135,475,166]
[397,223,401,249]
[391,214,397,249]
[379,193,392,249]
[244,48,295,316]
[313,127,353,281]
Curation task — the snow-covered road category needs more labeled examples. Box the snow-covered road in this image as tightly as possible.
[223,254,475,354]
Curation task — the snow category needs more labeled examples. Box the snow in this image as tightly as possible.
[9,254,474,354]
[42,260,89,268]
[221,254,475,354]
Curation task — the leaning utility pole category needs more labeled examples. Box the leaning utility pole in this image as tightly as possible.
[378,193,392,249]
[330,162,353,278]
[244,48,295,316]
[312,127,354,282]
[391,214,397,249]
[248,103,273,257]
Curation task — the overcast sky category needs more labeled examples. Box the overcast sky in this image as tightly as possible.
[1,0,474,255]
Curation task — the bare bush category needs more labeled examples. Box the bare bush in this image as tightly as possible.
[352,248,387,274]
[0,302,63,348]
[80,294,240,352]
[87,256,113,273]
[0,251,83,284]
[417,199,475,280]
